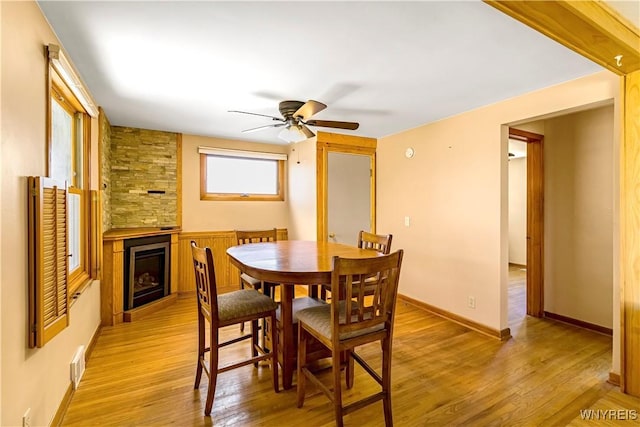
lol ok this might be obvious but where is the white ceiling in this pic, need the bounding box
[37,1,615,145]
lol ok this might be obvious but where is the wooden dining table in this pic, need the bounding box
[226,240,383,389]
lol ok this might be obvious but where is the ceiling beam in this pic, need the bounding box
[484,0,640,75]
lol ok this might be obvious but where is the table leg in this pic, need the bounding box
[280,284,294,389]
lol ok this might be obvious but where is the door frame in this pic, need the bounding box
[485,0,640,396]
[316,131,377,242]
[509,128,544,317]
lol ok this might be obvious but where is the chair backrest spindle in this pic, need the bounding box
[191,241,219,321]
[235,229,278,245]
[357,230,392,255]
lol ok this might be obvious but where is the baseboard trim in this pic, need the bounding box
[52,319,104,425]
[608,372,621,386]
[543,311,613,336]
[398,294,511,341]
[50,382,73,427]
[85,324,102,363]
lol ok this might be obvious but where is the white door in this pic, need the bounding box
[327,152,371,244]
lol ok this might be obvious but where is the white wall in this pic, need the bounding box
[508,155,527,265]
[287,138,317,240]
[543,106,614,328]
[377,71,619,335]
[1,2,102,425]
[181,134,290,231]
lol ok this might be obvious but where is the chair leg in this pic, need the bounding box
[296,324,307,408]
[194,314,205,389]
[204,328,219,416]
[346,350,354,389]
[332,347,344,427]
[251,319,259,367]
[270,312,279,393]
[240,281,245,333]
[261,285,272,351]
[382,337,393,427]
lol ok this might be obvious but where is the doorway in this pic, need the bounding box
[327,152,371,244]
[509,128,544,317]
[507,105,615,331]
[507,137,528,324]
[316,132,377,242]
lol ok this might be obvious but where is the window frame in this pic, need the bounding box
[199,149,286,202]
[47,57,93,297]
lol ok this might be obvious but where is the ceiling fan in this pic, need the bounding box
[229,100,359,143]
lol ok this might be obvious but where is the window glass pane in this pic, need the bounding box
[50,99,74,185]
[68,192,81,272]
[206,156,278,195]
[74,113,83,189]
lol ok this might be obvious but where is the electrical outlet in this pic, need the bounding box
[404,216,410,227]
[23,408,31,427]
[468,296,476,309]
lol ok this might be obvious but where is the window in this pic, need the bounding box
[29,44,97,347]
[29,44,98,347]
[47,44,97,297]
[50,72,91,295]
[199,147,286,201]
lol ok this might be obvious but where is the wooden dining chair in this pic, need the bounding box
[190,241,278,416]
[235,229,280,341]
[235,229,279,298]
[296,250,404,427]
[317,230,393,301]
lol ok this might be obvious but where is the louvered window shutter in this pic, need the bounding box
[28,176,69,348]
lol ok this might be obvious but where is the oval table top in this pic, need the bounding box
[226,240,382,285]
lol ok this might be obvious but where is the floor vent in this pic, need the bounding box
[70,345,86,390]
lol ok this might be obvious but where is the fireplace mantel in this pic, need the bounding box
[104,226,181,241]
[102,227,181,325]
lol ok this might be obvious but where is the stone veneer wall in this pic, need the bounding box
[110,126,178,228]
[99,109,112,231]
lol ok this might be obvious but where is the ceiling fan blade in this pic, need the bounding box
[242,123,287,133]
[300,124,315,138]
[293,100,327,121]
[228,110,284,121]
[304,119,359,130]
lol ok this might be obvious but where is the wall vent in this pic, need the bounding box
[70,345,86,390]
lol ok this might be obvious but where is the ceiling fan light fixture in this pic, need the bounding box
[278,124,313,143]
[230,99,358,143]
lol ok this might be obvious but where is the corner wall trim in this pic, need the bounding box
[398,294,511,341]
[543,311,613,336]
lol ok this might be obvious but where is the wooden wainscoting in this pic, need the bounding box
[177,228,289,294]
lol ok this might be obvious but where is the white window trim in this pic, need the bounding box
[198,146,287,161]
[48,44,98,118]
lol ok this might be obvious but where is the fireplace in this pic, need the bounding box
[124,235,171,310]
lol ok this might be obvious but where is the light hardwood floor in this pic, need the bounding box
[61,274,639,426]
